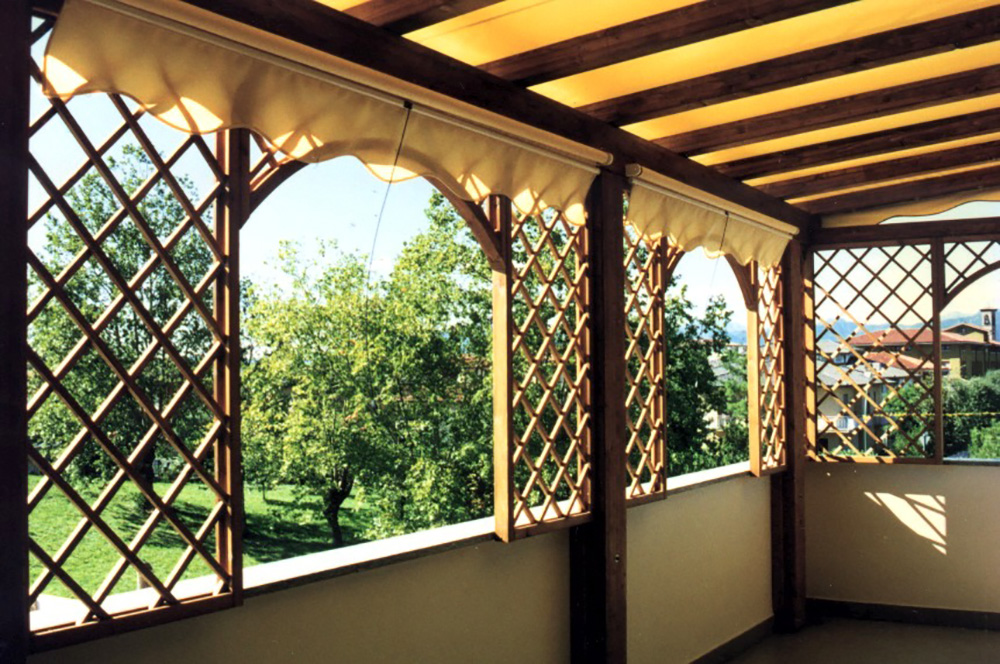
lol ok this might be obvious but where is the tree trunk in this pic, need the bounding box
[322,469,354,548]
[325,497,345,548]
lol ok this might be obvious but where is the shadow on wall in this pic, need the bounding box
[806,464,1000,612]
[863,491,947,556]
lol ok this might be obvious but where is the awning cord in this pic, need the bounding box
[362,103,413,415]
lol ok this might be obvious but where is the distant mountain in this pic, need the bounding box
[726,325,747,344]
[817,312,985,340]
[727,312,987,345]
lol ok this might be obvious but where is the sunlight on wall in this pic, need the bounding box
[864,491,947,555]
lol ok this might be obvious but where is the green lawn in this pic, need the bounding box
[29,480,372,600]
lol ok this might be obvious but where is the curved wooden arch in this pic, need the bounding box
[726,255,758,311]
[248,158,306,216]
[245,154,503,271]
[943,255,1000,308]
[662,246,757,310]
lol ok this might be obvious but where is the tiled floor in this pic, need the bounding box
[731,619,1000,664]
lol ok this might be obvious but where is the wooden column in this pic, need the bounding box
[0,2,31,662]
[771,240,808,631]
[215,129,250,603]
[931,241,945,462]
[570,170,628,663]
[489,195,514,543]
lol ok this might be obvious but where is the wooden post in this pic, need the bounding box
[490,195,514,542]
[0,2,31,662]
[931,241,945,462]
[746,273,763,476]
[570,170,628,663]
[772,240,808,631]
[215,129,250,602]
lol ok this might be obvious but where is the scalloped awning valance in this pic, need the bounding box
[625,165,798,267]
[43,0,613,225]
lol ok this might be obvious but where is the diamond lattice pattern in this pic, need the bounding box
[26,17,231,632]
[943,240,1000,301]
[756,263,786,471]
[623,227,677,499]
[812,245,936,459]
[508,209,591,527]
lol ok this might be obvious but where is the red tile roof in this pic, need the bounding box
[850,327,1000,347]
[862,351,937,373]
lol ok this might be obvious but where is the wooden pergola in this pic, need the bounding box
[2,1,1000,662]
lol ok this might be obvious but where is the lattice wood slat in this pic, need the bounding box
[811,245,937,460]
[25,18,238,634]
[623,225,674,500]
[943,239,1000,306]
[750,262,786,474]
[503,205,592,532]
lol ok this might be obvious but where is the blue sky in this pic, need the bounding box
[243,156,753,322]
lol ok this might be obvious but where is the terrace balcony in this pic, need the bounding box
[4,1,1000,663]
[20,461,1000,663]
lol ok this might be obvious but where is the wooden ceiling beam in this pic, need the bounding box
[760,140,1000,199]
[715,108,1000,180]
[658,64,1000,156]
[812,216,1000,247]
[579,6,1000,126]
[343,0,502,35]
[179,0,816,231]
[799,164,1000,215]
[479,0,851,87]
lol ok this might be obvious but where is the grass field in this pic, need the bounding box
[29,480,372,599]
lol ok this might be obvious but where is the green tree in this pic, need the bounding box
[943,369,1000,457]
[714,345,751,467]
[29,145,214,491]
[241,245,373,547]
[969,420,1000,458]
[663,282,748,475]
[241,192,493,545]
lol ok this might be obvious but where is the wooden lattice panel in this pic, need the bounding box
[25,18,235,633]
[751,263,787,474]
[506,208,591,531]
[943,240,1000,305]
[811,245,937,460]
[623,226,676,500]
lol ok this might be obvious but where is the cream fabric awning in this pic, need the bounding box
[626,165,798,267]
[43,0,612,225]
[822,188,1000,227]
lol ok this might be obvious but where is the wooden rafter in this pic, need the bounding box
[760,140,1000,199]
[343,0,502,35]
[658,64,1000,156]
[479,0,851,87]
[716,108,1000,180]
[800,164,1000,214]
[579,7,1000,127]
